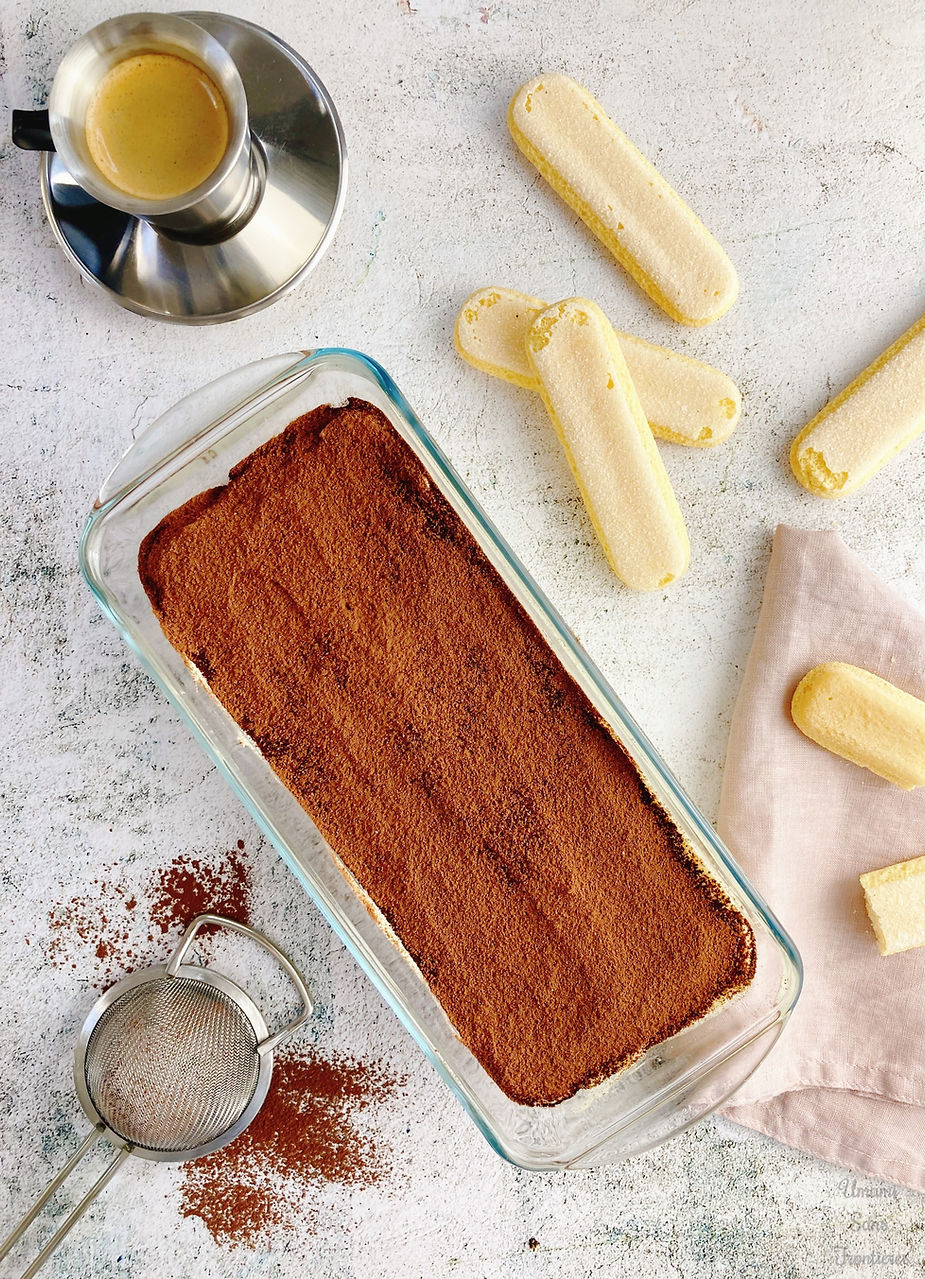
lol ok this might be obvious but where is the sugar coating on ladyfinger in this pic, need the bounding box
[525,298,690,591]
[791,313,925,497]
[508,76,738,326]
[791,662,925,790]
[860,854,925,956]
[454,287,741,446]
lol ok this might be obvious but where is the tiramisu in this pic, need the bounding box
[139,398,755,1105]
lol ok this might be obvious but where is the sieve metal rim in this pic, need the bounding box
[73,963,273,1164]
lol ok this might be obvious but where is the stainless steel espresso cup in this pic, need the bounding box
[13,12,261,239]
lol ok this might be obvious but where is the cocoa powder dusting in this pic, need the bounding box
[47,845,253,983]
[49,879,140,979]
[179,1049,401,1248]
[139,398,757,1106]
[151,845,251,934]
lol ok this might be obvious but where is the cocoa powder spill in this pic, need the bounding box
[139,398,756,1106]
[150,842,251,935]
[47,843,252,983]
[179,1049,401,1249]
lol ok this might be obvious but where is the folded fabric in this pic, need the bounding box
[718,524,925,1192]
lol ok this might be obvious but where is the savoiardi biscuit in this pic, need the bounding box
[508,75,738,326]
[455,286,740,446]
[525,297,690,591]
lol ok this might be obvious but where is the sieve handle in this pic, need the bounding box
[17,1147,131,1279]
[0,1125,129,1278]
[167,913,313,1056]
[0,1128,102,1264]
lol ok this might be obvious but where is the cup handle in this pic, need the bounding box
[12,109,55,152]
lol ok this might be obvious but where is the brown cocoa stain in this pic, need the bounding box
[46,845,253,984]
[150,844,251,935]
[47,880,140,978]
[179,1048,403,1249]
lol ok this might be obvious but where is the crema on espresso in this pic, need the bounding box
[85,52,229,201]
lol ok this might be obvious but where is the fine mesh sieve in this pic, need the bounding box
[84,974,261,1152]
[0,913,313,1279]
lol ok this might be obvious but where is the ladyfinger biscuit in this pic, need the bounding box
[791,662,925,790]
[454,287,741,445]
[791,313,925,497]
[508,76,738,326]
[860,854,925,956]
[526,298,690,590]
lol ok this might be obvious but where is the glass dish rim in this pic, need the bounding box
[79,346,803,1166]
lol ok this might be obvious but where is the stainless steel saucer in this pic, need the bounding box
[38,13,346,324]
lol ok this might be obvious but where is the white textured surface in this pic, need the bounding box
[2,0,925,1275]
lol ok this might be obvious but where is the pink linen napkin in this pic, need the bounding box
[718,524,925,1192]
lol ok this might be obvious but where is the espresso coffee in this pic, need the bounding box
[85,52,229,201]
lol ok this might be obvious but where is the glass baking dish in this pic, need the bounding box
[80,349,802,1169]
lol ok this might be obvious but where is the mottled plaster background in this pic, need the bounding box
[2,0,925,1275]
